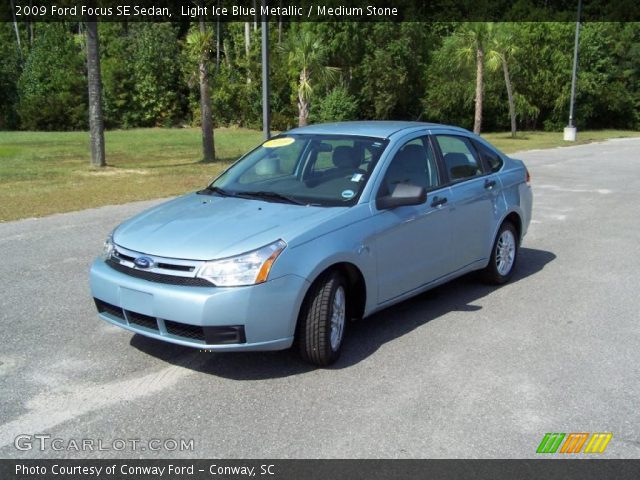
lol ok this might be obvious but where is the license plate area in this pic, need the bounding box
[119,287,153,316]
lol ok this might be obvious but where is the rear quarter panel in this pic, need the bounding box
[498,156,533,240]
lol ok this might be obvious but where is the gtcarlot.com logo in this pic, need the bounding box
[14,434,194,452]
[536,432,612,454]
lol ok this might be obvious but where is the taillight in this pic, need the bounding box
[525,168,531,184]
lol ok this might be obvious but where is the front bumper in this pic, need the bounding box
[89,259,309,351]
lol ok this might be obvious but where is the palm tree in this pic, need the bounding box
[455,23,492,134]
[283,29,338,127]
[486,26,518,138]
[86,20,105,167]
[187,19,215,162]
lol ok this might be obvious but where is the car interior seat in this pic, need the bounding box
[384,144,429,194]
[443,152,478,180]
[332,146,366,173]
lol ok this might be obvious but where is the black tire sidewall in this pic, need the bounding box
[297,271,347,366]
[488,222,518,284]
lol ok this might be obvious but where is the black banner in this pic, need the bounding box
[2,460,640,480]
[1,0,639,22]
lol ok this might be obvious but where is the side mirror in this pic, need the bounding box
[376,183,427,210]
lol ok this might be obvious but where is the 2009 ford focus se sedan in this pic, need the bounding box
[90,121,532,366]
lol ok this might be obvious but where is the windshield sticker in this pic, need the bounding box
[351,173,364,182]
[341,189,355,199]
[263,137,295,148]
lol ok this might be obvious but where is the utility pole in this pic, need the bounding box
[564,0,582,141]
[261,0,271,140]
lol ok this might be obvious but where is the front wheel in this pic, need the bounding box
[297,271,347,366]
[482,221,518,284]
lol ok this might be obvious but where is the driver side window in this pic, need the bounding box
[379,137,440,197]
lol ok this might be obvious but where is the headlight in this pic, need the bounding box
[197,240,287,287]
[102,233,114,260]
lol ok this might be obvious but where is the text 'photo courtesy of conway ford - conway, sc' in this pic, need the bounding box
[90,121,533,366]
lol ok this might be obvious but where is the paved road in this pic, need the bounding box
[1,138,639,459]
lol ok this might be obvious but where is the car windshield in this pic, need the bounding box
[205,134,389,207]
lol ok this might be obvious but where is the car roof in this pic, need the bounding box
[286,121,471,139]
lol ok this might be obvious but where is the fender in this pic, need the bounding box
[274,222,377,317]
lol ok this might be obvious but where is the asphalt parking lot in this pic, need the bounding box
[1,138,639,459]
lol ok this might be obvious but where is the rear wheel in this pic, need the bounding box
[482,221,518,284]
[297,271,347,366]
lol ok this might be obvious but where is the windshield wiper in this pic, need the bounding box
[197,186,235,197]
[233,190,306,205]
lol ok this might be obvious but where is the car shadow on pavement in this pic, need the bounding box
[130,247,555,379]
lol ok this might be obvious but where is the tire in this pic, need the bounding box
[297,271,347,366]
[482,221,519,284]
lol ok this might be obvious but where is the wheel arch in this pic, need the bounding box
[503,211,523,245]
[491,209,523,249]
[300,261,367,322]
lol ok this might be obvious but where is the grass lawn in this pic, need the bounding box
[482,129,640,153]
[1,127,638,222]
[0,128,263,222]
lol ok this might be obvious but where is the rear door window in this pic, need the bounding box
[435,135,483,182]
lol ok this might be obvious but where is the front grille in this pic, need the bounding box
[113,250,136,263]
[95,298,245,345]
[156,262,194,272]
[165,320,206,342]
[106,259,212,287]
[126,310,158,331]
[95,299,125,321]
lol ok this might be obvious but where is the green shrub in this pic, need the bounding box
[314,86,359,123]
[0,24,21,129]
[127,23,185,127]
[17,24,87,130]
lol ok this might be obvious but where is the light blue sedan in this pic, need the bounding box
[90,121,532,366]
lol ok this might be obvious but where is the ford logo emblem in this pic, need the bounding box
[133,256,153,269]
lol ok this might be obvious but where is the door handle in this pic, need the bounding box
[484,179,496,189]
[430,196,448,208]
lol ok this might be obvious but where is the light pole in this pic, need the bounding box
[261,0,271,140]
[564,0,582,141]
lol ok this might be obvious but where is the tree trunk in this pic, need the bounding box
[28,0,34,44]
[223,39,231,67]
[502,59,516,138]
[298,98,309,127]
[215,2,221,71]
[9,0,23,60]
[253,0,258,31]
[86,20,105,167]
[244,21,251,83]
[199,17,215,163]
[298,69,310,127]
[244,22,251,56]
[278,0,283,43]
[473,45,484,135]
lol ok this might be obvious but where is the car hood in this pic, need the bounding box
[113,193,346,260]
